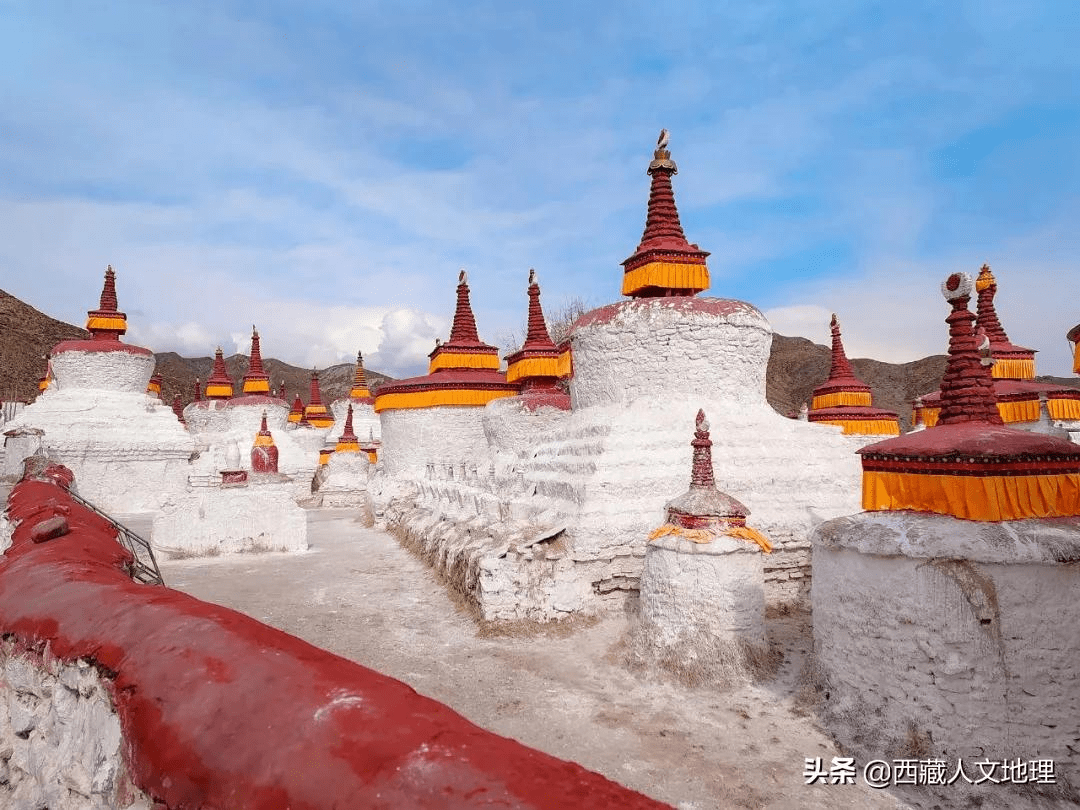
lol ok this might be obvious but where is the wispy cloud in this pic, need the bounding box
[1,2,1078,376]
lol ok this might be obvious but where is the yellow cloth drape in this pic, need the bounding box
[816,418,900,436]
[506,356,560,383]
[287,412,302,423]
[253,435,275,448]
[811,391,872,409]
[862,471,1080,521]
[349,386,371,399]
[1048,398,1080,421]
[374,388,515,413]
[85,316,127,331]
[991,358,1035,380]
[556,348,573,379]
[204,384,233,398]
[648,522,772,553]
[998,399,1040,424]
[242,380,270,394]
[318,449,333,465]
[366,450,378,463]
[1073,343,1080,375]
[147,381,161,394]
[428,352,500,373]
[334,442,360,453]
[303,407,334,427]
[621,261,710,296]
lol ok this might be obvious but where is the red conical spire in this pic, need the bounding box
[288,393,305,424]
[504,270,570,410]
[621,130,710,298]
[99,266,118,311]
[349,351,373,402]
[341,403,357,442]
[147,372,163,398]
[974,264,1035,380]
[85,265,128,340]
[689,409,715,489]
[826,314,860,382]
[449,269,481,344]
[204,347,234,400]
[251,410,279,473]
[193,377,203,402]
[240,325,271,395]
[334,403,361,453]
[303,368,334,427]
[171,393,186,424]
[936,273,1002,425]
[523,268,556,351]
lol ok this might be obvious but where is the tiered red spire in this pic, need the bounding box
[251,411,279,473]
[916,264,1079,426]
[288,393,305,424]
[936,274,1002,426]
[689,409,716,490]
[505,270,570,410]
[335,404,361,453]
[204,348,234,400]
[85,266,128,340]
[807,315,898,435]
[621,130,710,298]
[193,378,203,402]
[303,368,334,427]
[241,326,271,395]
[858,272,1080,521]
[449,270,481,344]
[349,351,373,402]
[974,264,1035,379]
[171,393,186,424]
[424,270,503,374]
[646,410,772,552]
[375,270,518,414]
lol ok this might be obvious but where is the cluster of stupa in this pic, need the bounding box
[373,133,880,620]
[3,132,1078,631]
[812,270,1080,802]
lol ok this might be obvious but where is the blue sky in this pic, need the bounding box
[2,1,1078,376]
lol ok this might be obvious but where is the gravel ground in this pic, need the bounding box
[155,508,905,810]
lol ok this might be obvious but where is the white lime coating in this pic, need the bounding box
[0,645,153,809]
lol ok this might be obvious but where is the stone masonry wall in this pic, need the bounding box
[813,511,1080,803]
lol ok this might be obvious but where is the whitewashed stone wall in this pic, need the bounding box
[153,477,308,558]
[0,645,152,809]
[569,298,771,411]
[813,511,1080,798]
[3,390,194,513]
[50,348,154,394]
[379,406,492,478]
[482,396,571,458]
[314,451,372,515]
[640,535,765,647]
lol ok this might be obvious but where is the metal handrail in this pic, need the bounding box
[66,490,165,586]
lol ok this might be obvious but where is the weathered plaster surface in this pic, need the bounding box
[0,646,152,810]
[380,406,492,478]
[152,477,308,557]
[813,511,1080,796]
[50,348,154,394]
[329,399,380,443]
[640,535,765,647]
[3,388,194,512]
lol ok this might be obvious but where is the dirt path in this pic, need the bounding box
[159,509,905,810]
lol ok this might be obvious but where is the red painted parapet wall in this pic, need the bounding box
[1,465,669,810]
